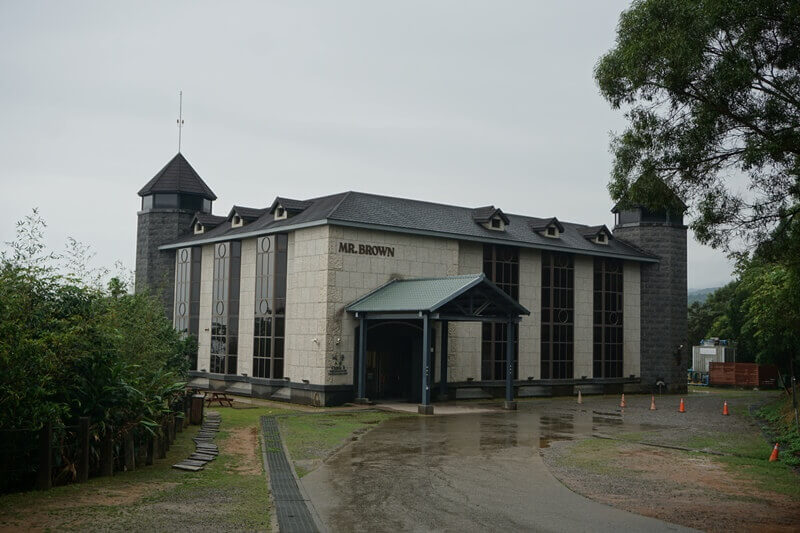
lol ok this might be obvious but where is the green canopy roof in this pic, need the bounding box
[345,273,529,317]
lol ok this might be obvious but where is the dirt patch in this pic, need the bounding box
[222,426,262,475]
[60,481,178,508]
[543,439,800,532]
[0,481,179,532]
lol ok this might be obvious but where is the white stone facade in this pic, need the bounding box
[191,224,643,391]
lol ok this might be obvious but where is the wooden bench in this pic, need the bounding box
[204,391,234,408]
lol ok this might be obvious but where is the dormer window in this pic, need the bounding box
[232,215,243,228]
[472,206,509,232]
[194,223,205,235]
[531,217,564,239]
[581,225,612,245]
[269,197,311,220]
[543,225,561,238]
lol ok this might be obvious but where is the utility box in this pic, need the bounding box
[692,338,736,372]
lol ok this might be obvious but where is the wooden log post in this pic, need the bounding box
[145,435,154,466]
[154,433,165,459]
[162,422,170,452]
[123,432,135,472]
[77,417,90,483]
[35,421,52,490]
[100,429,114,476]
[183,397,191,428]
[169,415,176,444]
[175,413,183,433]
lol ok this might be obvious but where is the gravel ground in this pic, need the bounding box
[538,390,800,532]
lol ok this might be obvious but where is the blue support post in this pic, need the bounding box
[419,314,433,415]
[439,320,448,400]
[504,320,517,410]
[357,316,367,402]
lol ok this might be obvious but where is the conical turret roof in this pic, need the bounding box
[138,153,217,200]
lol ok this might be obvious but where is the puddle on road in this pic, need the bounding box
[333,406,668,457]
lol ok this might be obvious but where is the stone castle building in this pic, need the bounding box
[135,152,688,412]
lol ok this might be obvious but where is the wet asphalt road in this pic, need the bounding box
[302,403,697,533]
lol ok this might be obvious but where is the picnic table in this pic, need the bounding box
[204,391,234,407]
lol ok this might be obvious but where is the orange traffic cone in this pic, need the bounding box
[723,401,730,416]
[620,394,626,408]
[678,398,686,413]
[577,389,583,404]
[650,395,656,411]
[769,443,779,462]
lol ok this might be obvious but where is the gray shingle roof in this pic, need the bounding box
[230,206,269,221]
[138,153,217,200]
[269,197,313,214]
[472,206,510,225]
[160,190,658,262]
[346,273,529,315]
[529,217,564,232]
[191,213,227,229]
[580,225,610,238]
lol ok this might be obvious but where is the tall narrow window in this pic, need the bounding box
[593,258,623,378]
[174,246,202,370]
[211,241,241,374]
[481,244,519,380]
[253,234,288,379]
[541,252,574,379]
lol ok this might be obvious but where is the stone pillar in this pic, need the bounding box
[613,224,688,393]
[135,208,195,318]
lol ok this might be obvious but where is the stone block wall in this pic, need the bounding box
[623,261,642,377]
[134,208,195,318]
[237,238,258,378]
[518,248,541,379]
[330,226,459,386]
[284,226,333,385]
[451,241,483,381]
[196,243,214,373]
[614,225,688,392]
[574,256,594,379]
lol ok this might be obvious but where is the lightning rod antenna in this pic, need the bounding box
[177,91,184,153]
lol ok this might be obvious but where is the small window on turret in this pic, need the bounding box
[274,206,288,221]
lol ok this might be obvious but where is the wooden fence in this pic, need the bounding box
[708,362,779,388]
[0,396,197,493]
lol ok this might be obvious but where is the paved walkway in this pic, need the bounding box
[301,406,697,532]
[375,400,503,415]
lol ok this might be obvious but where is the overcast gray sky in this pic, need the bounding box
[0,0,734,289]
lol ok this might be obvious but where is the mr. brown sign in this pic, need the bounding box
[338,242,395,257]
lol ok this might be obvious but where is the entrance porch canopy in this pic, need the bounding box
[346,274,530,414]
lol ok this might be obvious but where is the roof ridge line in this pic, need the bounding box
[327,190,354,218]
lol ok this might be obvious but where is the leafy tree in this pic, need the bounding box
[595,0,800,250]
[739,260,800,368]
[0,211,189,488]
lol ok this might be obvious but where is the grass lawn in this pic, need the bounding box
[277,410,408,477]
[0,402,406,531]
[0,404,289,532]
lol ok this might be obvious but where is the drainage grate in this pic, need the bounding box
[260,416,320,533]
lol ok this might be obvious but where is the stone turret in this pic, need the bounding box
[135,153,216,318]
[612,179,688,393]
